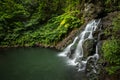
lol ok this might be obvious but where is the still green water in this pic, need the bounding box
[0,48,87,80]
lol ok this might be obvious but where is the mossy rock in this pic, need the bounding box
[83,39,96,58]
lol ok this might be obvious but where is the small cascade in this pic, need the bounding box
[58,36,78,57]
[58,19,101,71]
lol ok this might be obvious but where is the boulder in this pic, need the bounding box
[83,39,96,59]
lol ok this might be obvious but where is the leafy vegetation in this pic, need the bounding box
[0,0,82,47]
[102,39,120,74]
[102,14,120,74]
[16,12,81,47]
[103,0,120,12]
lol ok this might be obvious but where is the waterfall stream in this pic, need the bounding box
[58,19,101,72]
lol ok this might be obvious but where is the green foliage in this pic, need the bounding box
[63,0,80,12]
[0,0,64,46]
[104,14,120,38]
[0,0,83,47]
[38,12,82,45]
[102,39,120,74]
[103,0,120,12]
[102,39,120,63]
[102,14,120,74]
[112,14,120,37]
[106,66,120,75]
[0,0,82,46]
[0,0,29,43]
[19,12,82,46]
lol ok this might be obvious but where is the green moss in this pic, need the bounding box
[102,38,120,74]
[112,14,120,37]
[102,14,120,75]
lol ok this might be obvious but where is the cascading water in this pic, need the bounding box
[58,19,101,72]
[58,36,78,57]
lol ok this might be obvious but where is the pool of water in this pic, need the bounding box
[0,48,87,80]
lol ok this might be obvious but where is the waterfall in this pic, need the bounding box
[58,19,101,71]
[58,36,78,57]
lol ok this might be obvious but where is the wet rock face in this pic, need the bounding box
[83,39,96,58]
[67,47,75,59]
[55,23,87,50]
[55,29,79,50]
[102,11,120,29]
[82,27,102,59]
[83,2,103,21]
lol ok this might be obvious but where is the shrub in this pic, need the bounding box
[102,14,120,74]
[102,39,120,74]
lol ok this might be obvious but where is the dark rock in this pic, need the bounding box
[102,11,120,29]
[83,39,96,58]
[67,48,76,59]
[55,28,79,50]
[82,2,103,21]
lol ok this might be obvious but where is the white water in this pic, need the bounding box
[58,36,78,57]
[58,19,101,71]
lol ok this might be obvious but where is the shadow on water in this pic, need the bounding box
[0,47,88,80]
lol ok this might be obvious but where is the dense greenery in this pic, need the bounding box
[0,0,82,47]
[102,14,120,74]
[36,11,82,46]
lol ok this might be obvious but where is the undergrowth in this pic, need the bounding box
[102,14,120,75]
[0,11,83,47]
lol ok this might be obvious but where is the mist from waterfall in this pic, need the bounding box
[58,19,101,71]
